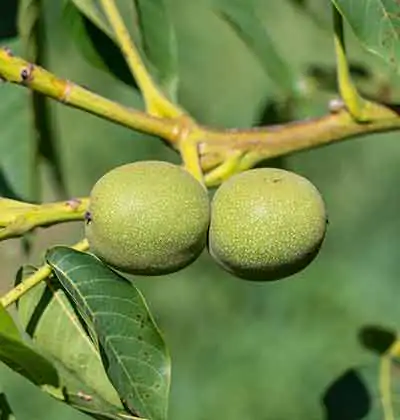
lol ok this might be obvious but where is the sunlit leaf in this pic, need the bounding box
[46,246,171,420]
[17,268,125,416]
[0,362,92,420]
[332,0,400,73]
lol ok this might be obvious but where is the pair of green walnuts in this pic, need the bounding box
[85,161,328,281]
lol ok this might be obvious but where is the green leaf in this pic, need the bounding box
[67,0,178,98]
[0,1,18,40]
[62,2,138,89]
[0,393,15,420]
[134,0,179,97]
[0,301,59,388]
[0,361,93,420]
[46,247,171,420]
[357,355,400,419]
[332,0,400,73]
[18,0,65,198]
[68,0,113,37]
[0,39,37,202]
[216,0,297,96]
[57,364,140,420]
[342,355,400,420]
[16,269,124,414]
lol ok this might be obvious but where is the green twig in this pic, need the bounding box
[0,48,181,145]
[0,239,89,308]
[100,0,185,119]
[332,4,376,122]
[0,197,89,241]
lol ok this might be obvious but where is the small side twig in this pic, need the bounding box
[0,239,89,308]
[100,0,186,119]
[0,197,89,241]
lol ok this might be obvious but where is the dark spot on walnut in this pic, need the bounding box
[84,211,92,225]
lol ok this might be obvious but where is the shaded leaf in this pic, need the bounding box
[216,0,297,96]
[322,368,372,419]
[332,0,400,73]
[16,269,124,414]
[55,359,138,420]
[68,0,113,37]
[46,247,171,420]
[134,0,179,97]
[0,361,92,420]
[68,0,178,97]
[0,0,18,40]
[357,355,400,419]
[62,2,138,88]
[18,0,65,198]
[0,393,15,420]
[289,0,332,30]
[0,301,59,388]
[0,39,37,202]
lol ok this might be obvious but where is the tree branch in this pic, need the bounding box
[1,48,400,188]
[0,48,181,145]
[199,103,400,185]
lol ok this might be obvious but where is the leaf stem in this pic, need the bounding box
[332,4,374,122]
[0,239,89,308]
[100,0,185,119]
[179,138,204,183]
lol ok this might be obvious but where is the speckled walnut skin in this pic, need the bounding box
[86,161,210,276]
[208,168,328,281]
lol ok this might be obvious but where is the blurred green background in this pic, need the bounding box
[1,0,400,419]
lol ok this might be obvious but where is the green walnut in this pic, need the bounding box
[85,161,210,276]
[208,168,327,281]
